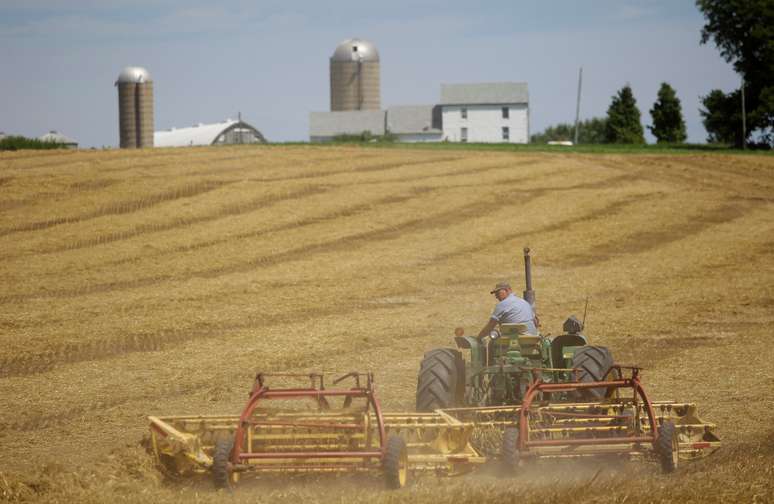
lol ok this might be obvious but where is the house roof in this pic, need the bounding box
[309,110,386,137]
[440,82,529,105]
[386,105,441,134]
[154,119,264,147]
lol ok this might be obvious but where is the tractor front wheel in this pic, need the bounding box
[384,435,409,489]
[656,421,679,473]
[501,427,521,476]
[212,435,235,490]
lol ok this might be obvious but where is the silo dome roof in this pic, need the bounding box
[115,66,152,84]
[331,38,379,62]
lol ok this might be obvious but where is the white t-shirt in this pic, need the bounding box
[491,294,537,334]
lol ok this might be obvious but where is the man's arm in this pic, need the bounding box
[478,318,498,339]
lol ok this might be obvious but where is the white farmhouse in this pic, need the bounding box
[440,82,529,143]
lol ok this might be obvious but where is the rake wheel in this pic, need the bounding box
[656,421,679,473]
[383,435,409,489]
[416,348,465,411]
[501,427,521,475]
[571,345,614,399]
[212,435,235,490]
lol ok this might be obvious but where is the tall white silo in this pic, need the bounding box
[330,38,380,111]
[116,66,154,148]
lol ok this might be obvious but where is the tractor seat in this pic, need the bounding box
[500,323,534,337]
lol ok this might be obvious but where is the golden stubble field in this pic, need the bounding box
[0,145,772,503]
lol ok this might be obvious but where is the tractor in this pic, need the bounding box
[416,247,614,411]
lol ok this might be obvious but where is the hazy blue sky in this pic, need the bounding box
[0,0,739,147]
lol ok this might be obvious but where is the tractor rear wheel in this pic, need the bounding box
[212,435,235,490]
[500,427,521,475]
[383,435,409,489]
[656,421,679,473]
[416,348,465,411]
[571,345,614,399]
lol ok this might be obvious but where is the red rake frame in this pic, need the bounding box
[517,365,660,455]
[228,372,388,472]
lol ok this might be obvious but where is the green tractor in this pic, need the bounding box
[416,248,614,411]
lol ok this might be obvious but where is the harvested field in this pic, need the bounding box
[0,145,773,503]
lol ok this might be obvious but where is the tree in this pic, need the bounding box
[605,85,645,144]
[649,83,687,143]
[530,118,608,144]
[697,0,774,146]
[700,89,745,145]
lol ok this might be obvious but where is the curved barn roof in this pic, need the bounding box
[154,119,266,147]
[38,130,78,145]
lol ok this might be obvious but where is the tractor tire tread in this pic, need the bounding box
[571,345,614,399]
[416,348,464,412]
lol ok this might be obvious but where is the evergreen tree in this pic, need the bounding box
[649,83,687,143]
[605,85,645,144]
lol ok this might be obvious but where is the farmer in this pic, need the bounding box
[477,281,538,338]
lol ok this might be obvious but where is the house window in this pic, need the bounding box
[502,127,510,141]
[461,127,468,142]
[461,107,467,119]
[502,107,509,119]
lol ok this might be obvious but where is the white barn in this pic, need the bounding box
[440,82,529,143]
[154,119,266,147]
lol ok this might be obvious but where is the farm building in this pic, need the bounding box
[440,82,529,143]
[311,38,529,144]
[38,130,78,148]
[310,105,442,142]
[309,82,528,143]
[154,119,266,147]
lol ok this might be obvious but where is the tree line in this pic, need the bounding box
[533,1,773,148]
[531,83,686,145]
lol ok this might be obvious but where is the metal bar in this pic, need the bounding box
[543,411,629,419]
[248,421,362,430]
[263,389,369,398]
[239,451,383,460]
[526,436,654,447]
[537,380,629,390]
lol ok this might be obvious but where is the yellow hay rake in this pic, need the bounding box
[147,371,719,490]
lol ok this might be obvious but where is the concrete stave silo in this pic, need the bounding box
[116,66,154,148]
[330,38,380,111]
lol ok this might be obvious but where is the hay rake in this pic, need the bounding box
[147,369,719,490]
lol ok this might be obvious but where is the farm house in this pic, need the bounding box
[154,119,266,147]
[440,82,529,143]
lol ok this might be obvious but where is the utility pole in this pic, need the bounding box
[574,67,583,145]
[741,77,747,150]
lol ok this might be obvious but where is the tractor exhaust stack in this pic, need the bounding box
[523,247,535,306]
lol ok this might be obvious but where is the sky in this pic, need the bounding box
[0,0,740,147]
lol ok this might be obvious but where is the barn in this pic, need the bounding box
[154,119,266,147]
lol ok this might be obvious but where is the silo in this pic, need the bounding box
[330,38,380,111]
[115,66,154,148]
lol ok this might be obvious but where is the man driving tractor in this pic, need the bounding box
[477,281,538,338]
